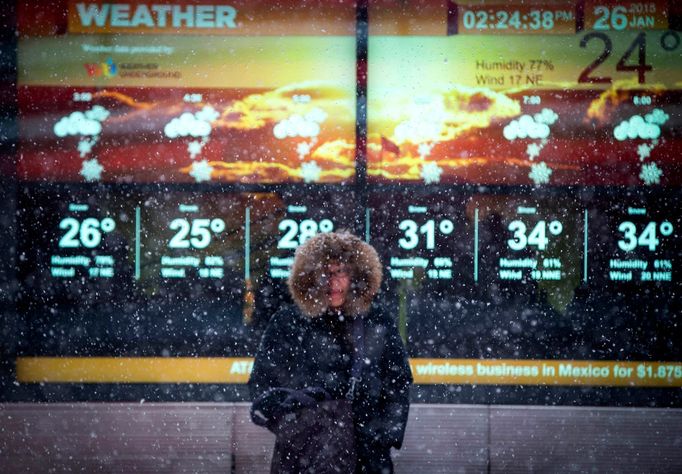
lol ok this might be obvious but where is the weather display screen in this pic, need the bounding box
[17,0,357,184]
[4,0,682,404]
[367,0,681,186]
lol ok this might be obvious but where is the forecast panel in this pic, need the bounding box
[367,0,682,186]
[15,187,360,359]
[16,0,357,184]
[369,188,682,386]
[16,187,250,356]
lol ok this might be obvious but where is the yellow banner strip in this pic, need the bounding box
[410,358,682,387]
[15,357,682,387]
[16,357,253,384]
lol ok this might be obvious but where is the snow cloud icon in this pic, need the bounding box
[503,114,551,141]
[393,98,446,145]
[164,112,212,139]
[53,105,111,182]
[394,119,443,145]
[54,111,103,137]
[501,108,559,184]
[612,108,669,185]
[613,115,661,141]
[273,108,327,140]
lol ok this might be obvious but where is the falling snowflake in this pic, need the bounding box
[300,161,322,183]
[420,162,443,184]
[187,140,204,159]
[189,160,213,182]
[297,142,311,158]
[529,161,552,185]
[77,139,94,157]
[80,159,103,181]
[418,142,434,158]
[637,143,652,161]
[639,162,662,185]
[526,142,541,160]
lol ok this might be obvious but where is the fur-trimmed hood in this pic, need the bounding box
[287,231,383,318]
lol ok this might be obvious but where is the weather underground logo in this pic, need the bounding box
[84,58,117,78]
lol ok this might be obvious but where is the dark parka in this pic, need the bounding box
[248,232,413,473]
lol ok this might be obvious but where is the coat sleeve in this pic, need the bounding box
[248,309,301,430]
[375,313,413,449]
[385,319,413,449]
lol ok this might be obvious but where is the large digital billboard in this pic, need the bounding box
[2,0,681,404]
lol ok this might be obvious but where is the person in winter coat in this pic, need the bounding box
[248,230,413,474]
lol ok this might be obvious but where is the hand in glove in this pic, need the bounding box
[251,386,331,430]
[280,387,328,412]
[300,386,330,402]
